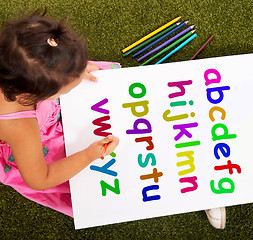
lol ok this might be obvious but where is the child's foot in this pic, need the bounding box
[205,207,226,229]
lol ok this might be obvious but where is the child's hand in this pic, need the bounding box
[87,135,119,161]
[84,62,99,82]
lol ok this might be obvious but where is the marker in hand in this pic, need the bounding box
[101,143,108,160]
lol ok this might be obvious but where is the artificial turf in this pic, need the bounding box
[0,0,252,239]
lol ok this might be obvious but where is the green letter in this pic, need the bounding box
[211,123,237,141]
[100,179,120,196]
[138,153,156,168]
[210,177,235,194]
[129,82,146,98]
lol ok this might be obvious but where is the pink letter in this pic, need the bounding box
[168,80,193,99]
[204,68,221,86]
[179,176,198,193]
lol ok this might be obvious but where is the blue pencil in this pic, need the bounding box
[132,21,189,58]
[155,33,197,65]
[137,24,195,62]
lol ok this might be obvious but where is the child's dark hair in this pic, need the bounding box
[0,9,87,105]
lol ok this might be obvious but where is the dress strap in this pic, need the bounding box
[0,110,36,120]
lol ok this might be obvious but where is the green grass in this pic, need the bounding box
[0,0,252,239]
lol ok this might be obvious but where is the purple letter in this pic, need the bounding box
[126,118,152,135]
[173,122,198,141]
[91,98,109,114]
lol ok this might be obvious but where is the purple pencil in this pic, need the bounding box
[137,25,195,62]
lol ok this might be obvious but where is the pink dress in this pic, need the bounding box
[0,61,121,218]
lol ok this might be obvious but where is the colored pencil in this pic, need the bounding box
[190,35,215,60]
[155,33,197,64]
[101,143,108,160]
[140,30,196,66]
[138,25,195,62]
[123,22,181,57]
[122,16,181,53]
[133,21,189,58]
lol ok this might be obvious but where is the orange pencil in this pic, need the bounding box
[122,16,181,53]
[101,143,108,160]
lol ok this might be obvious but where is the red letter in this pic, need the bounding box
[214,160,241,174]
[135,136,154,150]
[92,116,112,137]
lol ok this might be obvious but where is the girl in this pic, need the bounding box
[0,10,119,217]
[0,10,225,229]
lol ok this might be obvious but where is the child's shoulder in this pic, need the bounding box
[0,115,39,146]
[0,92,37,143]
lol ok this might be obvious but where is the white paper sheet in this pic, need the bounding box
[61,54,253,229]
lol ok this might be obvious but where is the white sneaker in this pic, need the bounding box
[205,207,226,229]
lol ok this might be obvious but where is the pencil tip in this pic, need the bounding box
[178,16,182,19]
[185,20,190,24]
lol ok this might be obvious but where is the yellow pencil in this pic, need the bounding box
[122,16,181,53]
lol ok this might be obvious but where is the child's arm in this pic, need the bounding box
[1,118,119,190]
